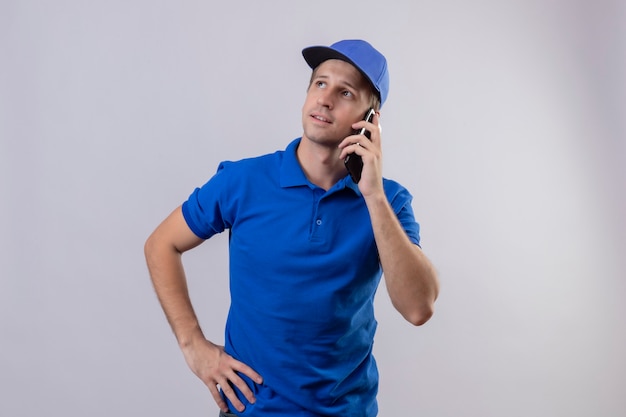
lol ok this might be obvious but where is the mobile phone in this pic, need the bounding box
[344,108,375,183]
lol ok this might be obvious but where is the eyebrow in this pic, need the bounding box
[313,74,359,91]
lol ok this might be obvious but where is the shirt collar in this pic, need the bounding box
[280,137,362,196]
[280,138,310,188]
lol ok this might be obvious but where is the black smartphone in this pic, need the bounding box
[344,108,375,183]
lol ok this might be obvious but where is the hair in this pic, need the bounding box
[308,65,381,112]
[368,90,382,112]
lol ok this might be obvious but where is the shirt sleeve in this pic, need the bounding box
[384,181,421,246]
[181,162,234,240]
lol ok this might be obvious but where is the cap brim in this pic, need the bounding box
[302,46,355,71]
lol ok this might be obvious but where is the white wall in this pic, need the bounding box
[1,1,624,416]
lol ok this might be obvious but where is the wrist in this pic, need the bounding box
[176,324,205,350]
[362,189,387,207]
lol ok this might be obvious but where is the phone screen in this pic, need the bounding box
[344,108,375,183]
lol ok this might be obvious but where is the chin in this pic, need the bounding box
[302,132,329,145]
[304,127,348,144]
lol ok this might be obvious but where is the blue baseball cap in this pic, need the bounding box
[302,39,390,107]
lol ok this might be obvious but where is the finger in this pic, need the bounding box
[207,382,230,413]
[338,134,368,151]
[367,112,381,144]
[372,111,380,127]
[351,116,374,131]
[218,379,247,412]
[339,142,366,161]
[232,360,264,385]
[226,372,259,406]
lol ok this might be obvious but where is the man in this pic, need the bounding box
[144,39,439,416]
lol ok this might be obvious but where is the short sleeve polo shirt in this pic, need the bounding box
[182,138,421,417]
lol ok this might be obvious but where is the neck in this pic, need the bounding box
[296,136,347,190]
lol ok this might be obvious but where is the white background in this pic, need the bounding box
[1,1,625,416]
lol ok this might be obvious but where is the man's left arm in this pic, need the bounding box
[339,112,439,325]
[364,195,439,325]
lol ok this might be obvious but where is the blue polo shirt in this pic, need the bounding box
[182,138,420,416]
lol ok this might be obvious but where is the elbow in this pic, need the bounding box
[144,231,167,266]
[404,303,435,327]
[395,285,438,326]
[144,233,157,261]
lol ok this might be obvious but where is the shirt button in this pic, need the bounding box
[316,219,322,226]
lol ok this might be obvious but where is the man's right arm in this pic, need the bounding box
[144,206,262,413]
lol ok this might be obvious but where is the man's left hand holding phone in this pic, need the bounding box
[340,108,381,188]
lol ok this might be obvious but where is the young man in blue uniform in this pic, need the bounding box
[144,39,439,416]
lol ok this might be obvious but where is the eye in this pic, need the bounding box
[342,90,353,98]
[316,81,326,88]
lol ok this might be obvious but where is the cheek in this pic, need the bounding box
[304,89,317,105]
[302,95,314,118]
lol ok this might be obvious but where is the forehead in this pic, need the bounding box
[312,59,369,89]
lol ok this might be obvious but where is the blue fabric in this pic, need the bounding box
[182,138,420,416]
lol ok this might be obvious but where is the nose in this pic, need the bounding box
[316,90,333,109]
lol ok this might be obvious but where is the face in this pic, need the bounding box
[301,59,373,146]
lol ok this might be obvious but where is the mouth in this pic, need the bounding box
[311,113,332,124]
